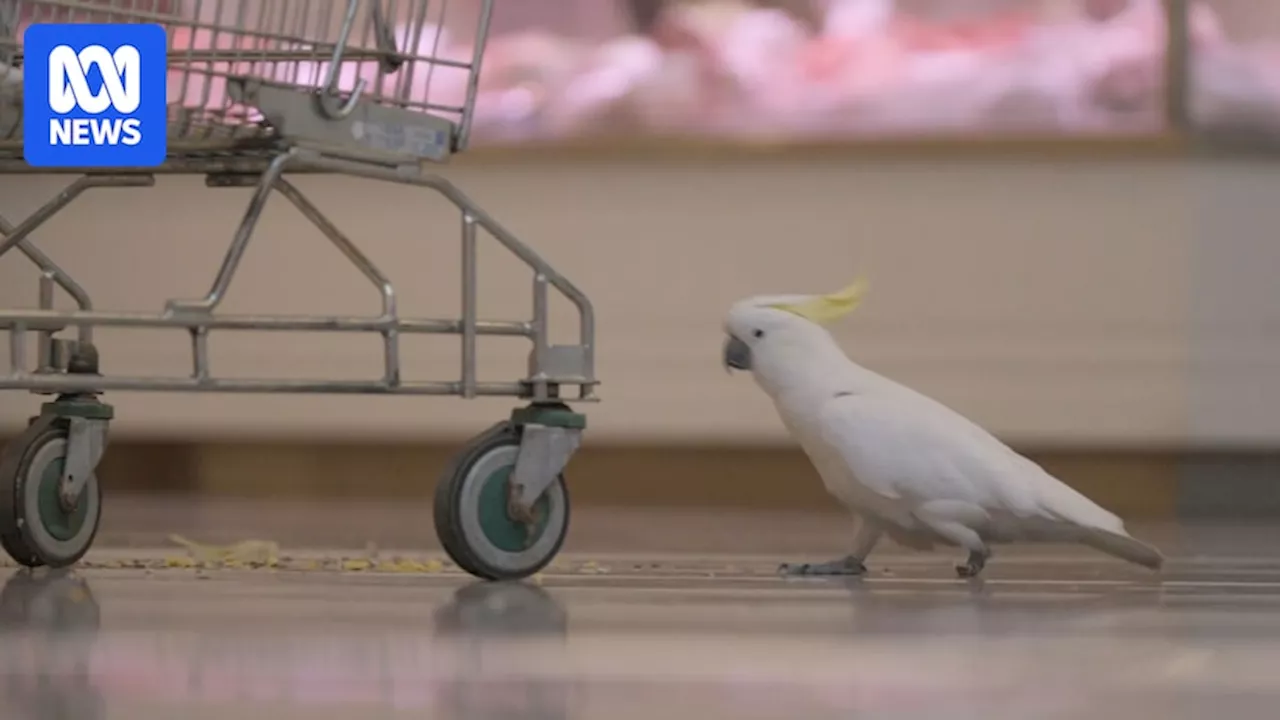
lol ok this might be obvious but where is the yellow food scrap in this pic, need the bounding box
[169,534,280,567]
[364,557,447,574]
[164,556,198,569]
[378,558,423,573]
[341,559,372,572]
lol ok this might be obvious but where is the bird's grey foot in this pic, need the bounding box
[955,550,988,579]
[779,555,867,577]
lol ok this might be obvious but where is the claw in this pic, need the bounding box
[954,550,988,579]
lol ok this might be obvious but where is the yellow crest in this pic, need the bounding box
[771,278,868,325]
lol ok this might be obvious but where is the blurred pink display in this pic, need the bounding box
[436,0,1253,139]
[15,0,1280,141]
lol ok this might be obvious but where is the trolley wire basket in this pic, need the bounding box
[0,0,495,161]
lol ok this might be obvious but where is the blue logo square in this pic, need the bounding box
[23,23,168,168]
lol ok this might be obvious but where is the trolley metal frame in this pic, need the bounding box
[0,0,598,580]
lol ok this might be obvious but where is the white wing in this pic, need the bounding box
[817,389,1124,533]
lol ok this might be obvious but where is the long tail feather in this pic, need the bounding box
[1079,527,1164,571]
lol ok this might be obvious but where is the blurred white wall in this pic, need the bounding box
[0,156,1276,447]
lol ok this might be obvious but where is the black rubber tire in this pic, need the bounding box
[433,424,571,581]
[0,436,45,569]
[0,526,40,569]
[0,428,103,569]
[0,434,41,568]
[433,422,511,578]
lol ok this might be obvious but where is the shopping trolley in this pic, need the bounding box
[0,0,597,580]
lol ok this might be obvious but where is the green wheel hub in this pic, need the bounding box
[35,456,89,543]
[476,464,552,553]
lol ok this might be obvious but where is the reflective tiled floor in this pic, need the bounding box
[3,500,1280,719]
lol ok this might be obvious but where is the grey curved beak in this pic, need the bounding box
[722,335,752,373]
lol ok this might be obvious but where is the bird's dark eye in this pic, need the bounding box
[752,329,764,338]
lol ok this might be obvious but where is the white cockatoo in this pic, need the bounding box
[722,280,1165,578]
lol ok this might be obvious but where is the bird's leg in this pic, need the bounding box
[779,516,882,577]
[911,501,992,580]
[955,549,990,579]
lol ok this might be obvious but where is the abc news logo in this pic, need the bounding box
[47,44,144,147]
[23,23,166,168]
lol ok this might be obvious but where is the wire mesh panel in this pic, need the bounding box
[0,0,493,162]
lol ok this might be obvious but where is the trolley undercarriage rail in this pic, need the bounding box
[0,149,599,401]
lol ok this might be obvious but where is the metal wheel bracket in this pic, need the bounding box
[32,396,113,510]
[40,397,114,421]
[509,404,587,431]
[59,417,109,510]
[511,424,582,510]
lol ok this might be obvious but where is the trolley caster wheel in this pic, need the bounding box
[434,424,570,581]
[0,428,103,569]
